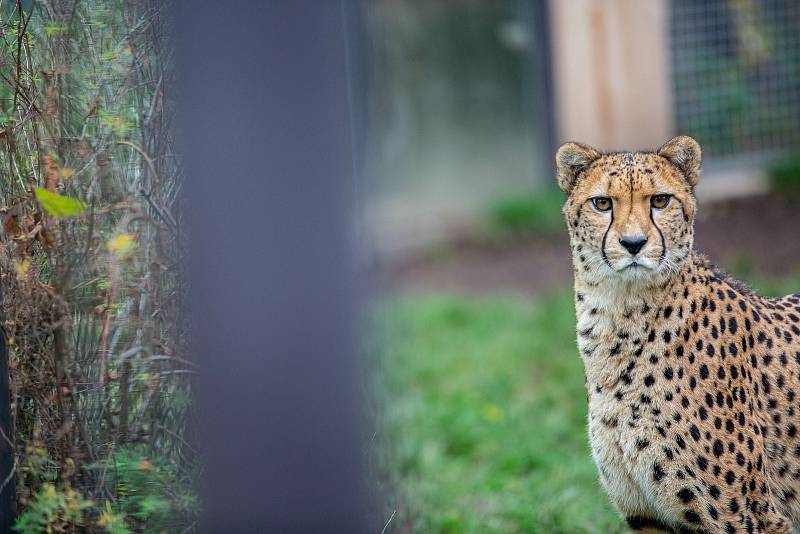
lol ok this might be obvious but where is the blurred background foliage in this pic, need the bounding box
[769,154,800,194]
[672,0,800,157]
[0,1,194,531]
[362,0,551,253]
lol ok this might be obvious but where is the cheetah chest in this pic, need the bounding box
[576,300,678,520]
[587,394,668,519]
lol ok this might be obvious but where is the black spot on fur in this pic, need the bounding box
[677,488,695,503]
[684,510,701,524]
[653,463,665,482]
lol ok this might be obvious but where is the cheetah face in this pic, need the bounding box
[556,136,701,285]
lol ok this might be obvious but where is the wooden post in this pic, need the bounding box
[549,0,674,150]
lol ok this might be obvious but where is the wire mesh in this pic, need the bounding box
[670,0,800,159]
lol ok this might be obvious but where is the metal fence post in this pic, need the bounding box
[0,288,14,529]
[178,1,366,532]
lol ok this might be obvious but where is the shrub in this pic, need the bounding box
[486,188,565,237]
[0,1,195,531]
[768,154,800,194]
[13,483,94,534]
[104,447,199,533]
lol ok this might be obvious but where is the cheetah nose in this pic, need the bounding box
[619,235,648,255]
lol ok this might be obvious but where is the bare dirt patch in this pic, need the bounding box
[381,194,800,296]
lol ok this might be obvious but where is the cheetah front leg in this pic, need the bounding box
[626,516,675,533]
[709,507,791,534]
[625,503,792,533]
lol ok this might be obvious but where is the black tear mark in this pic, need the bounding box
[650,204,666,265]
[601,204,614,268]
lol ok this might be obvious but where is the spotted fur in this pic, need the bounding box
[558,136,800,534]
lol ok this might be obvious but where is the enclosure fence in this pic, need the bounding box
[670,0,800,160]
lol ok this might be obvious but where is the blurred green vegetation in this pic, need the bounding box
[749,272,800,298]
[673,2,800,157]
[768,154,800,194]
[379,292,625,534]
[728,253,800,297]
[0,2,194,531]
[15,446,197,534]
[367,1,546,209]
[485,188,565,238]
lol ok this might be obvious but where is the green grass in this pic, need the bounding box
[724,254,800,297]
[755,274,800,298]
[485,188,566,238]
[376,274,800,533]
[768,153,800,195]
[378,291,625,533]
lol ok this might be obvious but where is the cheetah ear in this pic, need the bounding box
[555,142,601,194]
[658,136,702,187]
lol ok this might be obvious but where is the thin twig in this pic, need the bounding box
[381,509,397,534]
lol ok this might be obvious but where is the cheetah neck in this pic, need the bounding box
[572,254,699,392]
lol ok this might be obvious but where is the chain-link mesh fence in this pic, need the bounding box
[671,0,800,160]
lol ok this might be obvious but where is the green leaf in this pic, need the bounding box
[44,23,67,36]
[34,188,87,218]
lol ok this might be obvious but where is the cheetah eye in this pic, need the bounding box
[651,194,671,210]
[591,197,612,212]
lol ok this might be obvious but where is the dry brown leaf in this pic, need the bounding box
[20,213,35,237]
[2,209,19,237]
[84,96,100,119]
[38,227,56,250]
[43,70,57,118]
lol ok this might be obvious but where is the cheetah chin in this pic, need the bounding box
[557,136,800,534]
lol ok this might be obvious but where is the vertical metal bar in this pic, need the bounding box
[0,289,14,530]
[518,0,556,167]
[178,1,365,532]
[532,0,556,159]
[342,0,369,251]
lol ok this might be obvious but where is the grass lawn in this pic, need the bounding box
[379,277,800,534]
[378,290,625,533]
[376,274,800,533]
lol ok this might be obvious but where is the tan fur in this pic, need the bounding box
[559,137,799,534]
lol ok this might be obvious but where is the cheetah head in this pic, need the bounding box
[556,136,701,286]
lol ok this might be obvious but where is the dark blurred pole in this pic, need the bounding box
[532,0,556,158]
[342,0,368,192]
[0,290,14,530]
[178,2,365,532]
[522,0,556,171]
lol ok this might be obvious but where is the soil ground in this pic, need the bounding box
[382,193,800,296]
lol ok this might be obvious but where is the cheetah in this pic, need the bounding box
[557,136,800,533]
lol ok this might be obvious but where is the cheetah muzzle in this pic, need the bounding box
[558,136,800,534]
